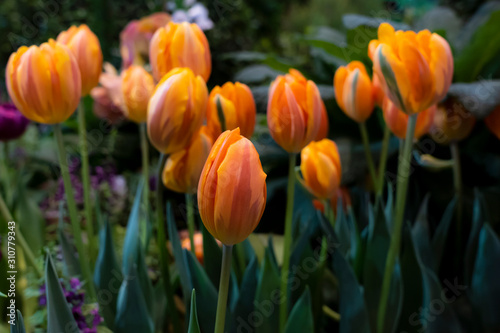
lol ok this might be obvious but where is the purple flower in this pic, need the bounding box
[0,103,29,141]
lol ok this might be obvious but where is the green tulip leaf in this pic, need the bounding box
[465,189,487,285]
[10,310,26,333]
[284,288,314,333]
[57,202,81,278]
[187,289,201,333]
[122,181,143,275]
[412,194,435,270]
[201,223,222,287]
[432,196,457,269]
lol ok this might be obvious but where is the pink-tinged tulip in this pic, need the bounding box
[121,65,155,123]
[6,39,81,124]
[383,97,436,139]
[147,67,207,154]
[57,24,103,96]
[370,23,453,115]
[150,21,211,82]
[267,69,323,153]
[198,128,267,245]
[90,63,125,124]
[0,103,29,141]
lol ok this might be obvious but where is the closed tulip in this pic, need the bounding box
[57,24,103,96]
[162,127,212,194]
[147,67,207,154]
[0,103,29,141]
[369,23,453,115]
[150,21,211,82]
[6,39,81,124]
[267,69,323,153]
[121,65,155,123]
[198,128,267,245]
[485,106,500,140]
[429,98,476,145]
[300,139,342,200]
[383,97,436,139]
[334,61,374,123]
[206,82,256,141]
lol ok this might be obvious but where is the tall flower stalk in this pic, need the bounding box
[214,245,233,333]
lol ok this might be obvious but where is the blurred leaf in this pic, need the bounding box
[45,253,79,333]
[202,224,222,287]
[57,203,81,278]
[465,189,487,284]
[122,182,143,275]
[284,288,314,333]
[0,292,6,297]
[384,183,394,230]
[470,224,500,331]
[447,81,500,118]
[234,65,282,84]
[187,290,201,333]
[412,194,435,270]
[14,181,44,254]
[414,6,462,47]
[432,197,457,269]
[341,14,410,31]
[94,220,122,331]
[229,256,259,332]
[114,265,154,333]
[335,198,351,256]
[10,310,26,333]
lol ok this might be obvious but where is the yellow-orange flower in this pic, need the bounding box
[162,128,212,194]
[150,21,211,82]
[383,97,436,139]
[369,23,453,115]
[300,139,342,200]
[6,39,81,124]
[334,61,374,123]
[206,82,256,141]
[121,65,155,123]
[147,67,207,154]
[429,99,476,145]
[485,106,500,140]
[198,128,267,245]
[57,24,102,96]
[267,69,323,153]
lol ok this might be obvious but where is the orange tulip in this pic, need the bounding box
[334,61,374,123]
[57,24,103,96]
[315,103,329,141]
[121,65,155,123]
[485,106,500,140]
[206,82,256,141]
[6,39,81,124]
[383,97,436,139]
[150,21,211,82]
[429,99,476,145]
[162,128,212,194]
[372,75,385,108]
[300,139,342,200]
[369,23,453,115]
[267,69,323,153]
[198,128,267,245]
[147,67,207,154]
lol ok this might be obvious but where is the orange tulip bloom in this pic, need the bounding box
[147,67,207,154]
[150,21,211,82]
[6,39,81,124]
[383,97,436,139]
[121,65,155,123]
[429,99,476,145]
[198,128,267,245]
[369,23,453,115]
[485,106,500,140]
[57,24,103,96]
[162,128,212,194]
[206,82,256,141]
[315,103,329,141]
[267,69,323,153]
[334,61,374,123]
[300,139,342,200]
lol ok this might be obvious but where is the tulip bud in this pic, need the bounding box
[334,61,374,123]
[57,24,103,96]
[150,21,211,82]
[0,103,29,141]
[198,128,267,245]
[206,82,256,141]
[370,23,453,115]
[429,98,476,145]
[147,67,207,154]
[485,106,500,140]
[382,97,436,139]
[6,39,81,124]
[267,69,323,153]
[121,65,155,123]
[162,128,212,194]
[300,139,342,200]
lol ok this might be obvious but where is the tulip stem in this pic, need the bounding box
[376,114,417,333]
[77,102,96,265]
[54,124,96,301]
[155,154,182,333]
[450,142,463,263]
[279,153,297,332]
[215,244,233,333]
[140,122,150,211]
[185,193,196,257]
[376,123,391,198]
[323,199,335,227]
[359,122,378,192]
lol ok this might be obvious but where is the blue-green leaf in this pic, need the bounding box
[122,182,143,275]
[57,202,81,278]
[432,196,457,269]
[285,288,314,333]
[412,194,435,270]
[10,310,26,333]
[201,223,222,287]
[187,289,201,333]
[14,179,44,254]
[465,189,487,284]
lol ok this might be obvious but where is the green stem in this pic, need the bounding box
[376,114,417,333]
[140,123,150,210]
[450,142,463,262]
[54,124,96,301]
[359,122,378,192]
[185,193,196,257]
[0,194,43,277]
[77,103,96,265]
[214,244,233,333]
[376,123,391,198]
[279,153,297,332]
[155,154,182,333]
